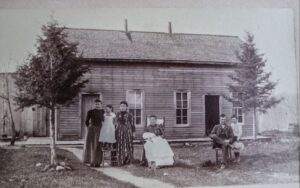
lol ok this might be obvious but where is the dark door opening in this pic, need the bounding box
[81,94,100,139]
[205,95,220,136]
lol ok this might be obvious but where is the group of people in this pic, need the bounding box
[82,99,243,170]
[210,114,245,169]
[83,99,135,167]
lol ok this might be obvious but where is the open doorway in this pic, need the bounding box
[205,95,220,136]
[81,94,101,139]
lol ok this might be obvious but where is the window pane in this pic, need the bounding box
[238,108,242,115]
[176,109,182,117]
[129,109,135,116]
[136,92,142,108]
[136,109,141,117]
[136,117,141,125]
[182,109,188,116]
[233,108,237,115]
[183,117,188,124]
[176,93,181,100]
[182,93,187,100]
[176,101,182,108]
[176,117,182,124]
[127,91,135,107]
[238,116,243,123]
[182,100,188,108]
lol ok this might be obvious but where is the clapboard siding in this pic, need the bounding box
[57,61,253,140]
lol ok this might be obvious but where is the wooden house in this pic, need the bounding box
[0,73,48,138]
[56,23,254,141]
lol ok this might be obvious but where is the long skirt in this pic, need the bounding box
[115,128,134,166]
[82,125,102,165]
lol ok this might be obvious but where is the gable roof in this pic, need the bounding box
[65,28,242,64]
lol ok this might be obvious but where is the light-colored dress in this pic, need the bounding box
[99,112,116,143]
[143,132,174,167]
[230,122,245,151]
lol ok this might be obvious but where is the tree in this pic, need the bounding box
[0,73,16,145]
[224,32,282,140]
[14,20,89,165]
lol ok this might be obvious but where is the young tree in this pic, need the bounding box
[225,32,282,140]
[0,73,16,145]
[14,20,89,165]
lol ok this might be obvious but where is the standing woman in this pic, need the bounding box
[114,101,135,166]
[83,99,104,167]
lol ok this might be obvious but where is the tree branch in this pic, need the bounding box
[0,95,8,101]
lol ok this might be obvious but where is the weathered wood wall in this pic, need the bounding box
[0,73,48,137]
[57,61,254,140]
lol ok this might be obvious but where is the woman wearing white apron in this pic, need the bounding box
[99,105,116,149]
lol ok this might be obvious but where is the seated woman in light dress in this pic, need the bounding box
[230,115,245,163]
[141,115,174,168]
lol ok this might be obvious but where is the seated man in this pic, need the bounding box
[140,115,174,167]
[209,114,236,169]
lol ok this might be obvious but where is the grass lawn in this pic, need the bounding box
[0,146,136,188]
[122,131,300,187]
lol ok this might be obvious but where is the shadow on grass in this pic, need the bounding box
[0,147,13,172]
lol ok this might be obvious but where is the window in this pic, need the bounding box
[232,107,243,123]
[127,90,143,126]
[232,92,244,123]
[175,91,190,125]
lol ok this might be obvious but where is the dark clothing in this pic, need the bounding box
[85,109,105,127]
[83,108,105,166]
[115,111,135,166]
[111,143,118,166]
[210,124,234,141]
[144,124,165,138]
[210,124,235,164]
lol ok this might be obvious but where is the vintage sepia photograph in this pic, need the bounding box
[0,1,299,188]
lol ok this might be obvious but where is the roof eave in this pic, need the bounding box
[79,58,240,66]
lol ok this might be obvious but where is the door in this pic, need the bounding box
[81,94,100,138]
[205,95,220,136]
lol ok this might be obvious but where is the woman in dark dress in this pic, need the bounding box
[82,99,104,167]
[113,101,135,166]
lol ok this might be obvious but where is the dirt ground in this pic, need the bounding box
[0,131,298,188]
[0,146,136,188]
[121,131,299,187]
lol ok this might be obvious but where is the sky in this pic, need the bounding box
[0,8,298,128]
[0,8,297,96]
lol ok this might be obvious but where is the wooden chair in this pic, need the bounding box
[214,146,232,165]
[101,145,118,167]
[143,115,166,170]
[145,116,166,130]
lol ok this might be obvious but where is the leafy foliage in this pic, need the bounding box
[14,21,89,109]
[224,32,282,113]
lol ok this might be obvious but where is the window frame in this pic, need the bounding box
[126,89,144,127]
[231,92,244,124]
[174,90,191,127]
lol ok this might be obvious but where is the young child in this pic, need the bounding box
[230,115,245,163]
[99,105,116,149]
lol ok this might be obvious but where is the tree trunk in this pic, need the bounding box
[49,107,57,165]
[253,108,258,140]
[7,98,16,145]
[5,76,16,146]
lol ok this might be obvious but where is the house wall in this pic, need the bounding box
[57,61,254,140]
[0,73,48,137]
